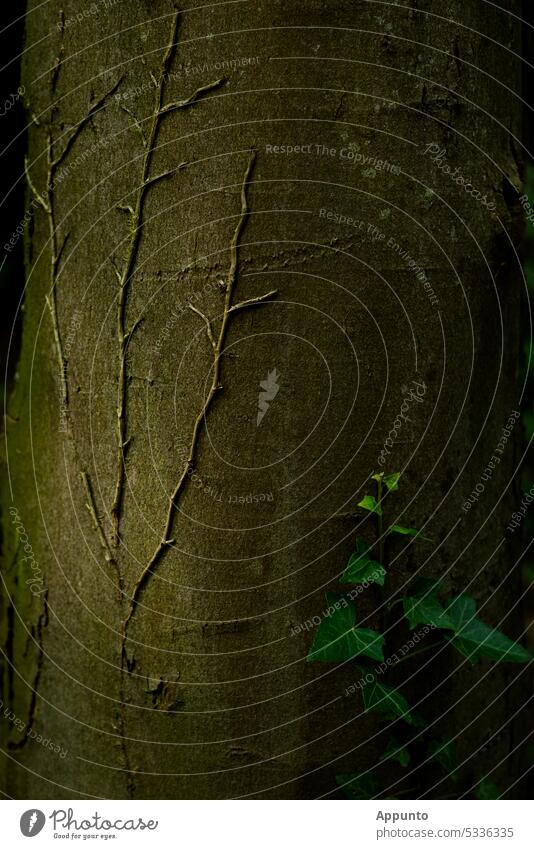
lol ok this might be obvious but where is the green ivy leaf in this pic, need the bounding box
[427,738,457,776]
[340,538,385,586]
[381,737,410,767]
[336,772,378,799]
[307,594,385,663]
[447,594,476,626]
[361,677,415,724]
[389,524,430,541]
[352,628,386,662]
[383,472,401,492]
[358,494,382,515]
[403,580,454,630]
[403,595,453,630]
[475,779,501,799]
[372,471,401,492]
[450,623,531,663]
[445,595,531,663]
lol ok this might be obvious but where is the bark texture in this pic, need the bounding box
[0,0,529,799]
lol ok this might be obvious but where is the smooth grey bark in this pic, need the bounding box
[0,0,529,799]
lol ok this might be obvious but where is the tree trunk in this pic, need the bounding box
[1,0,528,799]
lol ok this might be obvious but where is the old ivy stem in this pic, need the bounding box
[43,79,124,421]
[28,76,124,579]
[110,7,225,545]
[26,42,121,441]
[25,69,123,509]
[44,135,69,432]
[120,151,276,661]
[32,77,123,577]
[110,10,180,545]
[81,471,122,600]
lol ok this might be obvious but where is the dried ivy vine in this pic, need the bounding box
[14,24,122,752]
[109,7,225,547]
[20,7,244,793]
[120,149,277,663]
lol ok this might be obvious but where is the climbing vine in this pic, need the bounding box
[307,472,531,799]
[109,7,225,546]
[120,150,277,665]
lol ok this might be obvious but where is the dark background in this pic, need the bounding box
[0,6,26,411]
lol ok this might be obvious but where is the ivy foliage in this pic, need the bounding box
[304,472,531,798]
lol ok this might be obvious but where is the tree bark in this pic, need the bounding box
[0,0,528,799]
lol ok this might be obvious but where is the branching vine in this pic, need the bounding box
[22,7,277,796]
[26,71,121,438]
[120,151,277,665]
[81,471,121,599]
[25,43,122,577]
[110,7,225,546]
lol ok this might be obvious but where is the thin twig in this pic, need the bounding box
[81,471,115,565]
[188,303,216,349]
[144,168,179,189]
[51,76,123,169]
[121,104,147,147]
[24,76,127,620]
[44,133,69,427]
[228,289,278,314]
[81,471,122,602]
[40,78,121,442]
[391,639,445,666]
[159,78,225,114]
[24,156,49,211]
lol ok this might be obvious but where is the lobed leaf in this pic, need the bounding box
[403,595,453,630]
[361,677,415,724]
[372,471,400,492]
[403,579,454,630]
[389,523,431,541]
[358,494,382,515]
[383,472,401,492]
[445,594,531,663]
[340,538,385,586]
[307,594,385,663]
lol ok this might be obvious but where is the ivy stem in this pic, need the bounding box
[390,638,446,667]
[377,475,385,566]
